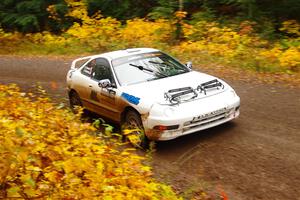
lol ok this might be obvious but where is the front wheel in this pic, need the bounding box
[122,110,149,149]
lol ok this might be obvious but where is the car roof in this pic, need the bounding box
[71,48,161,69]
[94,48,160,60]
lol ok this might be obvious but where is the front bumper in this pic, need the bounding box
[144,92,240,141]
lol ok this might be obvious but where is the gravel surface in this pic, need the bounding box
[1,55,300,200]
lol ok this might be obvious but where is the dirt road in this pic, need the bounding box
[1,55,299,200]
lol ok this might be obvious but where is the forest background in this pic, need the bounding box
[0,0,299,74]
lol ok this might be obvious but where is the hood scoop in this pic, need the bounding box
[164,79,225,105]
[164,87,198,105]
[197,79,224,95]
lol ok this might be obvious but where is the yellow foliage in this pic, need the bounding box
[27,31,71,47]
[260,46,300,71]
[119,18,172,47]
[278,47,300,70]
[180,21,266,61]
[280,20,300,37]
[0,28,23,46]
[0,84,180,199]
[63,0,121,50]
[66,16,120,39]
[174,11,187,20]
[65,0,89,20]
[260,46,282,60]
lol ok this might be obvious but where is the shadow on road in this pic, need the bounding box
[155,121,238,157]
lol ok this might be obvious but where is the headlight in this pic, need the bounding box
[150,103,176,118]
[230,90,237,97]
[163,107,175,117]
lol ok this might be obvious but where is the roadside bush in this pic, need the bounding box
[0,84,180,199]
[177,20,300,72]
[258,20,300,71]
[0,29,23,47]
[119,18,173,48]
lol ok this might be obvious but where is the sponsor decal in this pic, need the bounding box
[192,107,227,122]
[121,93,140,105]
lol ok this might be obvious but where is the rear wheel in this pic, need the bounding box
[122,110,149,149]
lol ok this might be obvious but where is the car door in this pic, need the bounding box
[89,58,120,121]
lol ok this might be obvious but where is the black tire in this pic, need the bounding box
[69,91,82,113]
[122,110,149,149]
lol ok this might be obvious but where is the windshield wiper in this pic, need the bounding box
[129,63,167,78]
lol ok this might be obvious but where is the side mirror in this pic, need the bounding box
[98,79,111,88]
[186,61,192,69]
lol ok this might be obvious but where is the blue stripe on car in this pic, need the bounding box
[121,93,140,105]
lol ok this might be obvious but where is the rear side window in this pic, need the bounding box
[75,58,90,69]
[81,59,96,77]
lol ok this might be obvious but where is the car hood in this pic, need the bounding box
[120,71,230,106]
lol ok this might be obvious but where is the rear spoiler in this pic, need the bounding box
[70,56,93,70]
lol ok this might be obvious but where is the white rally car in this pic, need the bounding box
[67,48,240,146]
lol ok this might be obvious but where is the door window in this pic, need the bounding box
[92,58,115,85]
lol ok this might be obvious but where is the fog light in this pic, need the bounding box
[153,125,179,131]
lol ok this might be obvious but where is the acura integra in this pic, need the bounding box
[67,48,240,147]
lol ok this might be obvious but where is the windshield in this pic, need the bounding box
[112,52,190,86]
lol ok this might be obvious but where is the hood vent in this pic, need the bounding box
[197,79,224,95]
[164,79,225,105]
